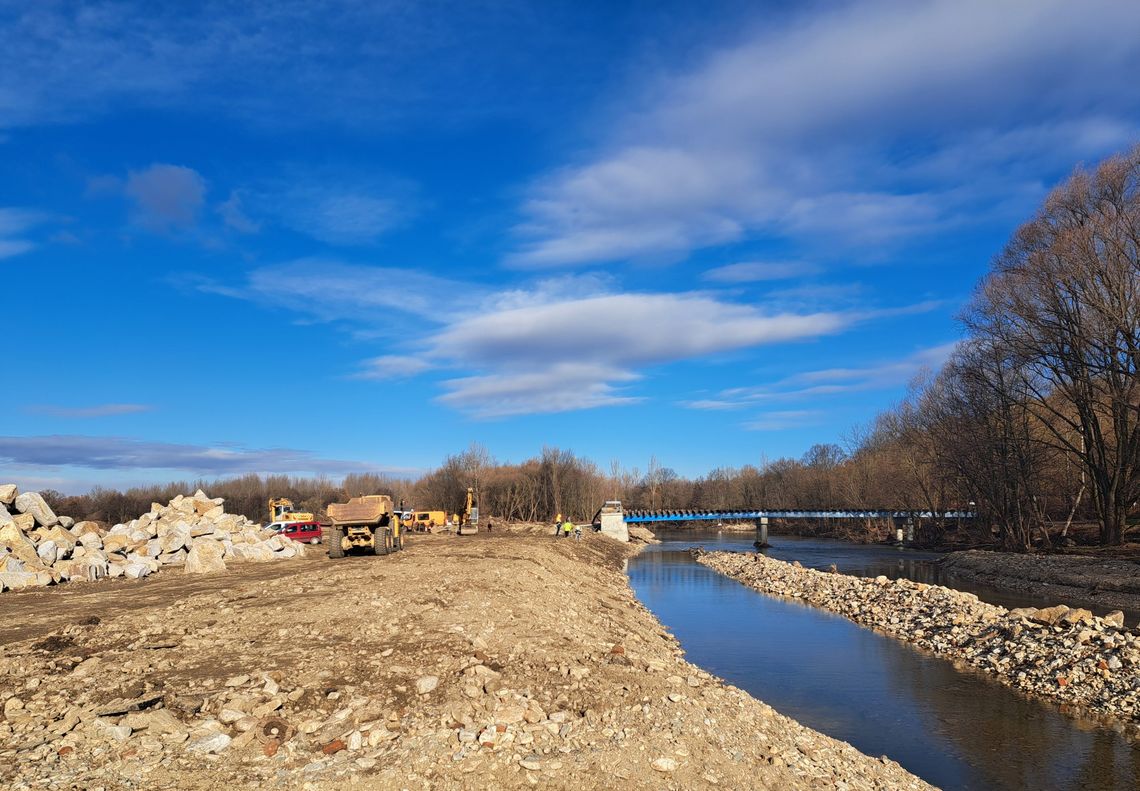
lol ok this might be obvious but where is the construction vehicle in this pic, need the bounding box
[324,494,403,558]
[408,510,447,532]
[269,497,314,524]
[456,487,479,536]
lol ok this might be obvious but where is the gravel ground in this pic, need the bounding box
[0,534,934,790]
[698,549,1140,738]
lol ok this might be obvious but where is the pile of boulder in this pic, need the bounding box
[0,485,304,593]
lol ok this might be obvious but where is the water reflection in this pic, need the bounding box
[629,541,1140,791]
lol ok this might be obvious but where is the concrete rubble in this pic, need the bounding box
[0,485,303,593]
[698,549,1140,734]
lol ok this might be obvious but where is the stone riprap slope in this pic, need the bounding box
[941,550,1140,615]
[0,535,934,790]
[0,486,302,592]
[697,550,1140,732]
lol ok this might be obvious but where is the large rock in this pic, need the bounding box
[0,484,16,505]
[1029,605,1070,626]
[11,513,35,532]
[0,524,39,565]
[0,504,12,526]
[185,541,227,574]
[14,492,58,527]
[0,571,50,590]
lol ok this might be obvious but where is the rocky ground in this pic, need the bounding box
[941,550,1140,616]
[0,533,933,790]
[698,550,1140,737]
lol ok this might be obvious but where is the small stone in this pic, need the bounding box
[520,755,542,771]
[415,675,439,695]
[224,674,250,688]
[1103,611,1126,628]
[322,739,346,755]
[652,757,678,773]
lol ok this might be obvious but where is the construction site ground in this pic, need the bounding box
[0,533,931,790]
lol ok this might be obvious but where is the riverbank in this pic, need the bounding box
[698,550,1140,736]
[0,534,932,790]
[941,550,1140,616]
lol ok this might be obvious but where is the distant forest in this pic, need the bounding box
[38,146,1140,550]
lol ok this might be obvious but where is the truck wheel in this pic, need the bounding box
[373,528,389,556]
[324,526,345,558]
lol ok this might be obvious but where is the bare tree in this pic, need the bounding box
[970,146,1140,544]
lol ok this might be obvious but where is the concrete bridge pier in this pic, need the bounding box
[754,516,770,548]
[893,515,916,545]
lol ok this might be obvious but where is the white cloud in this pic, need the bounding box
[511,0,1140,266]
[437,363,643,418]
[0,208,46,259]
[125,164,206,231]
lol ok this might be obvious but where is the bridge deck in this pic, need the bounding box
[622,509,975,524]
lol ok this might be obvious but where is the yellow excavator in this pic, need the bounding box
[457,487,479,536]
[268,498,314,524]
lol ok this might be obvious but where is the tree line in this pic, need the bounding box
[37,146,1140,550]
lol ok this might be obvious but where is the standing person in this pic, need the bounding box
[573,523,583,541]
[554,512,563,537]
[562,520,573,539]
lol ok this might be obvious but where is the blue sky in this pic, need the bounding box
[4,0,1140,492]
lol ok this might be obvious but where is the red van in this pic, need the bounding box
[277,521,322,544]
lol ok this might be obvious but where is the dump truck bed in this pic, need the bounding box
[327,495,393,526]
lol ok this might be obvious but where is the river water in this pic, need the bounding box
[628,530,1140,790]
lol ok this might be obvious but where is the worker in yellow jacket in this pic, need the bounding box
[561,520,573,538]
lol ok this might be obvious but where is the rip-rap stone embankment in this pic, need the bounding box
[0,485,302,592]
[0,534,935,790]
[697,550,1140,733]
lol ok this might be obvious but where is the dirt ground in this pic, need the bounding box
[0,532,933,790]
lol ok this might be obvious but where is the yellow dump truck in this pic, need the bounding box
[324,494,403,558]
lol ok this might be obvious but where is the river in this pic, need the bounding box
[628,530,1140,790]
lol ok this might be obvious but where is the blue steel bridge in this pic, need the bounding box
[621,509,976,524]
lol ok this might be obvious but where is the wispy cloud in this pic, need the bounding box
[197,259,471,324]
[703,261,818,283]
[510,0,1140,266]
[0,208,47,259]
[685,342,958,410]
[26,403,153,419]
[743,410,820,431]
[353,355,436,381]
[0,435,394,476]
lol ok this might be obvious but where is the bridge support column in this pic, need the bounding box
[894,517,904,545]
[906,516,915,544]
[754,517,769,548]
